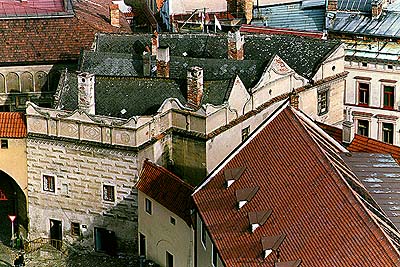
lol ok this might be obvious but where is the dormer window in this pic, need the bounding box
[235,187,258,209]
[224,167,246,189]
[248,210,272,232]
[261,234,286,259]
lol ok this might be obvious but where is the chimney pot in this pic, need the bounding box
[110,3,120,27]
[327,0,337,11]
[342,120,354,144]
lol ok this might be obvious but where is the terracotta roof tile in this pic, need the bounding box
[0,0,131,64]
[193,106,400,266]
[136,160,194,226]
[0,112,26,138]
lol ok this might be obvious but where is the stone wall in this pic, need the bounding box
[27,137,138,254]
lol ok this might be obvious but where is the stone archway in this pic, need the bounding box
[0,171,27,244]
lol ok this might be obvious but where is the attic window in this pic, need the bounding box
[261,234,286,259]
[120,109,127,115]
[248,210,272,232]
[224,167,246,188]
[235,186,258,209]
[388,65,394,70]
[361,62,368,67]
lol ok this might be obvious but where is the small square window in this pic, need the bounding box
[103,185,115,202]
[170,217,176,225]
[362,62,368,67]
[388,65,394,70]
[43,174,55,192]
[1,139,8,149]
[145,198,152,215]
[71,222,80,236]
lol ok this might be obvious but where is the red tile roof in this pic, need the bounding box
[193,105,400,266]
[0,112,26,138]
[0,0,131,64]
[348,135,400,163]
[0,0,64,16]
[136,159,194,226]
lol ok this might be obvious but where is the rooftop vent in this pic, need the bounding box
[235,186,258,209]
[248,210,272,232]
[275,260,302,267]
[261,234,286,259]
[224,167,246,188]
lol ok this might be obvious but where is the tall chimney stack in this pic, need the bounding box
[151,31,159,56]
[228,31,245,60]
[327,0,337,11]
[372,0,384,18]
[157,46,170,78]
[110,3,120,28]
[77,72,95,114]
[187,67,204,109]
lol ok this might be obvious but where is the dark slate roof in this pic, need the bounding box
[55,71,233,117]
[93,33,340,80]
[80,51,143,76]
[252,2,325,32]
[341,152,400,230]
[337,0,372,12]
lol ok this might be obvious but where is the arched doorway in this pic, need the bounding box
[0,171,27,245]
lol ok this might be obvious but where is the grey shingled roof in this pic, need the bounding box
[55,71,233,117]
[92,33,340,80]
[80,51,143,76]
[337,0,372,12]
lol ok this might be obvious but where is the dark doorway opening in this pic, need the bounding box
[94,227,117,256]
[139,233,146,256]
[50,219,62,249]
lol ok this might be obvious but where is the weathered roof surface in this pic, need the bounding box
[341,152,400,230]
[337,0,372,12]
[93,33,340,80]
[193,105,400,266]
[0,112,27,138]
[316,121,343,143]
[252,1,325,32]
[136,159,194,226]
[348,135,400,164]
[328,11,400,38]
[0,0,131,64]
[344,40,400,64]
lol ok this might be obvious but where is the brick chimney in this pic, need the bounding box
[110,3,120,28]
[151,31,159,56]
[372,0,384,18]
[327,0,337,11]
[228,31,245,60]
[157,46,170,78]
[143,51,151,76]
[187,67,204,108]
[77,72,95,114]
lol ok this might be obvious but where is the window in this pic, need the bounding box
[362,62,368,67]
[388,65,394,70]
[145,198,152,215]
[166,251,174,267]
[383,123,394,144]
[241,126,250,141]
[1,139,8,149]
[201,220,206,248]
[317,90,328,115]
[71,222,80,236]
[103,185,115,202]
[383,85,395,109]
[212,243,218,267]
[357,120,369,137]
[170,216,176,225]
[358,82,369,106]
[43,174,55,192]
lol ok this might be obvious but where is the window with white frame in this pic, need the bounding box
[358,82,370,106]
[382,123,394,144]
[357,120,369,137]
[103,184,115,202]
[145,198,152,215]
[317,90,328,115]
[201,220,207,248]
[212,243,218,267]
[43,174,55,192]
[383,85,395,109]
